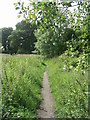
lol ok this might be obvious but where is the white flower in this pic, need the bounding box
[63,65,66,70]
[82,61,84,63]
[83,71,85,74]
[82,56,85,59]
[63,67,66,70]
[65,52,67,55]
[71,54,74,58]
[53,43,55,46]
[70,45,72,48]
[82,39,84,42]
[69,65,73,69]
[78,59,80,62]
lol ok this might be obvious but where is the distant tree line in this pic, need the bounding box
[0,20,37,54]
[0,19,75,55]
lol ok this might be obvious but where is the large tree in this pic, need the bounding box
[14,1,89,58]
[14,1,70,57]
[8,20,37,54]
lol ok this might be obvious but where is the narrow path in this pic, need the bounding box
[37,67,56,118]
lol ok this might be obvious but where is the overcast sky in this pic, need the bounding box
[0,0,29,29]
[0,0,77,29]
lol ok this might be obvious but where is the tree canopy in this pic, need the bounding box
[14,0,89,71]
[14,1,74,57]
[8,20,37,54]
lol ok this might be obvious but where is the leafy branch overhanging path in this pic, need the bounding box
[37,66,56,118]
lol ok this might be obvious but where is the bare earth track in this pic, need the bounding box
[37,67,56,119]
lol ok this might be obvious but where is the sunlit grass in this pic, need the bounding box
[46,57,88,118]
[1,54,88,118]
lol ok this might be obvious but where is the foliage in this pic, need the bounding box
[33,2,68,57]
[0,27,13,53]
[8,21,37,54]
[14,1,73,57]
[61,1,90,73]
[2,55,45,119]
[46,57,88,118]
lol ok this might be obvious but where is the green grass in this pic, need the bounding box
[1,54,88,119]
[46,57,88,118]
[0,56,2,119]
[2,55,45,119]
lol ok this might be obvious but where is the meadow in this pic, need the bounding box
[46,57,88,118]
[1,55,45,119]
[1,54,88,119]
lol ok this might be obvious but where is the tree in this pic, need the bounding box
[33,2,68,57]
[1,27,13,53]
[15,1,89,58]
[8,20,37,54]
[14,1,70,57]
[61,1,89,72]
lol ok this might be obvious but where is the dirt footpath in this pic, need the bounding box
[37,67,56,118]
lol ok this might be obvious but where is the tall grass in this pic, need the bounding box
[0,55,2,119]
[2,55,45,119]
[1,55,88,119]
[46,57,88,118]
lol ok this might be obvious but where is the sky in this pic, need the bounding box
[0,0,29,29]
[0,0,77,30]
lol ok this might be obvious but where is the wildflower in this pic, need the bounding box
[63,65,66,70]
[83,70,85,74]
[70,45,72,48]
[71,54,74,58]
[82,39,84,42]
[69,65,73,69]
[65,52,67,55]
[82,60,84,63]
[82,56,85,59]
[53,43,55,46]
[63,67,66,70]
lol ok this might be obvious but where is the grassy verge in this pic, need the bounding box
[2,55,45,119]
[46,57,88,118]
[0,56,2,119]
